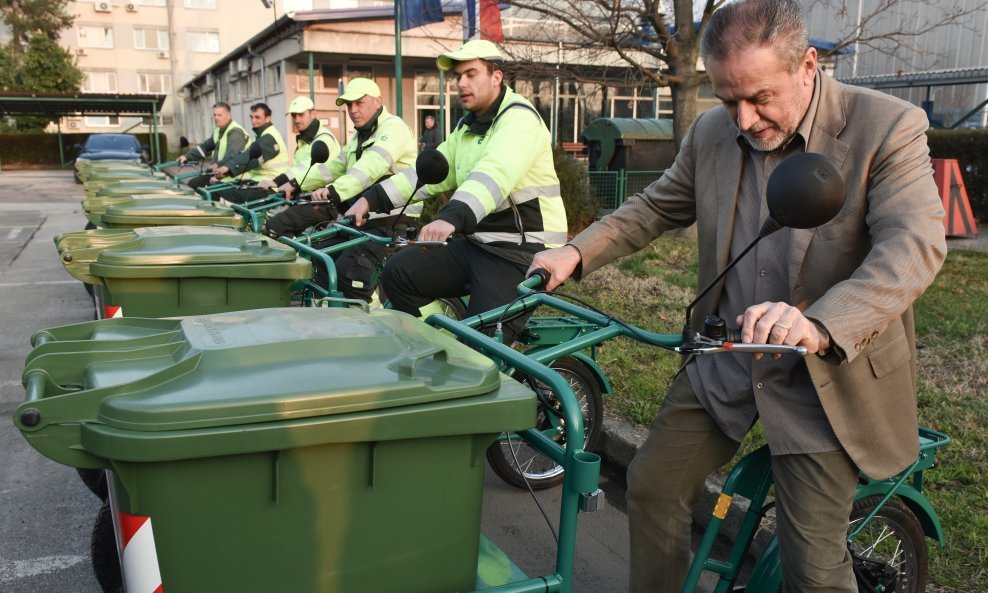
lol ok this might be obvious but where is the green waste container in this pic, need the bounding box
[581,117,676,171]
[54,226,309,318]
[83,190,200,225]
[84,179,183,200]
[16,307,536,593]
[93,196,244,230]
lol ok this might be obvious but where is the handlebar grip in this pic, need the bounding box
[518,268,550,292]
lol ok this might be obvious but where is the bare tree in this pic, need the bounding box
[499,0,984,145]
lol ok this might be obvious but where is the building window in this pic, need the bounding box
[134,28,169,51]
[77,26,114,49]
[137,72,172,94]
[265,63,282,95]
[187,31,220,53]
[184,0,217,8]
[82,71,118,93]
[85,115,120,127]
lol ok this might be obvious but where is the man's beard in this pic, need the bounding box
[742,125,793,152]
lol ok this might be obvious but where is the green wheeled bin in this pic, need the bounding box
[581,117,676,172]
[54,226,310,318]
[92,196,244,229]
[82,190,200,226]
[15,307,537,593]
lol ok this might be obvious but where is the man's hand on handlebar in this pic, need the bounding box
[258,179,277,190]
[528,245,582,291]
[344,197,371,227]
[177,155,188,165]
[737,302,831,360]
[418,219,455,242]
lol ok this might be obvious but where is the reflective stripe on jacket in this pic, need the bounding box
[380,87,567,246]
[330,107,419,219]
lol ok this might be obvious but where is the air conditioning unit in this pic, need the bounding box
[76,47,87,56]
[157,51,169,59]
[94,1,112,12]
[125,2,137,12]
[204,72,215,89]
[237,57,250,72]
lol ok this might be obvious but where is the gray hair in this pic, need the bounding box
[700,0,809,72]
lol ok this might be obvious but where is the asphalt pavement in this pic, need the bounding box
[0,169,635,593]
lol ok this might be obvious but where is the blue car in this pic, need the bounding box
[72,133,149,182]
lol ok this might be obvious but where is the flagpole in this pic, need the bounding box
[394,0,403,117]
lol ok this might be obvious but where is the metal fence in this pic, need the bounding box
[588,169,665,213]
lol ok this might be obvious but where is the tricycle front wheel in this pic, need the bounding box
[486,356,603,490]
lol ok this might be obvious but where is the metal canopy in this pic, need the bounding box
[0,92,168,164]
[839,67,988,89]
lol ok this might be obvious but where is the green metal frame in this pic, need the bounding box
[682,427,951,593]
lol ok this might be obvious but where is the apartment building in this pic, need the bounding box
[61,0,276,146]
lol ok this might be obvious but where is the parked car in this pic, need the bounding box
[72,133,149,182]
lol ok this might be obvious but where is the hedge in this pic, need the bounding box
[927,128,987,223]
[0,132,168,166]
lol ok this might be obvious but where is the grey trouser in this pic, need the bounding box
[626,371,858,593]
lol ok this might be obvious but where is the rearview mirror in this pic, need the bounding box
[415,148,449,187]
[179,136,190,149]
[762,152,846,236]
[309,141,329,165]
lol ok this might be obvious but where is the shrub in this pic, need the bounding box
[553,147,598,235]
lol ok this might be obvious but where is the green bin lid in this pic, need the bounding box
[17,309,535,465]
[56,226,307,283]
[98,197,244,229]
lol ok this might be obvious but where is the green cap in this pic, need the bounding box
[437,39,504,71]
[287,96,315,114]
[336,78,382,106]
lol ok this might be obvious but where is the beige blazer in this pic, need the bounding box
[570,73,947,478]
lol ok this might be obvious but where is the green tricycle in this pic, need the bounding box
[429,151,950,593]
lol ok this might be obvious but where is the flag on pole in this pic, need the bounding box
[400,0,445,32]
[463,0,504,42]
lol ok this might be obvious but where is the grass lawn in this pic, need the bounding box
[549,235,987,591]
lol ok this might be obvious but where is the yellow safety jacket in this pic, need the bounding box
[378,87,567,247]
[277,120,341,191]
[245,123,290,181]
[328,106,418,218]
[213,120,250,162]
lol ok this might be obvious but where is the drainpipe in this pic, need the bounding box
[247,43,267,103]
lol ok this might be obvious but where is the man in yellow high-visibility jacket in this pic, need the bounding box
[262,78,417,303]
[177,102,250,190]
[210,103,289,188]
[347,40,567,342]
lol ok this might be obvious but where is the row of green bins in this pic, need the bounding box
[84,178,180,200]
[55,226,308,318]
[16,307,537,593]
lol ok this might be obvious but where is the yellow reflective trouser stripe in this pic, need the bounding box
[472,231,569,245]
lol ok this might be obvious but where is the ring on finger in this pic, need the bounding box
[773,322,791,331]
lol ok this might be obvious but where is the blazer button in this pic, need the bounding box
[871,331,880,339]
[854,342,864,352]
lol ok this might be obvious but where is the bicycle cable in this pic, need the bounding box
[506,433,560,545]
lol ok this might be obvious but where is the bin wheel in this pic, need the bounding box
[91,500,123,593]
[77,467,108,501]
[848,495,928,593]
[486,357,603,490]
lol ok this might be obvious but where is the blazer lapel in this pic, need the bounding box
[790,74,851,291]
[714,136,743,272]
